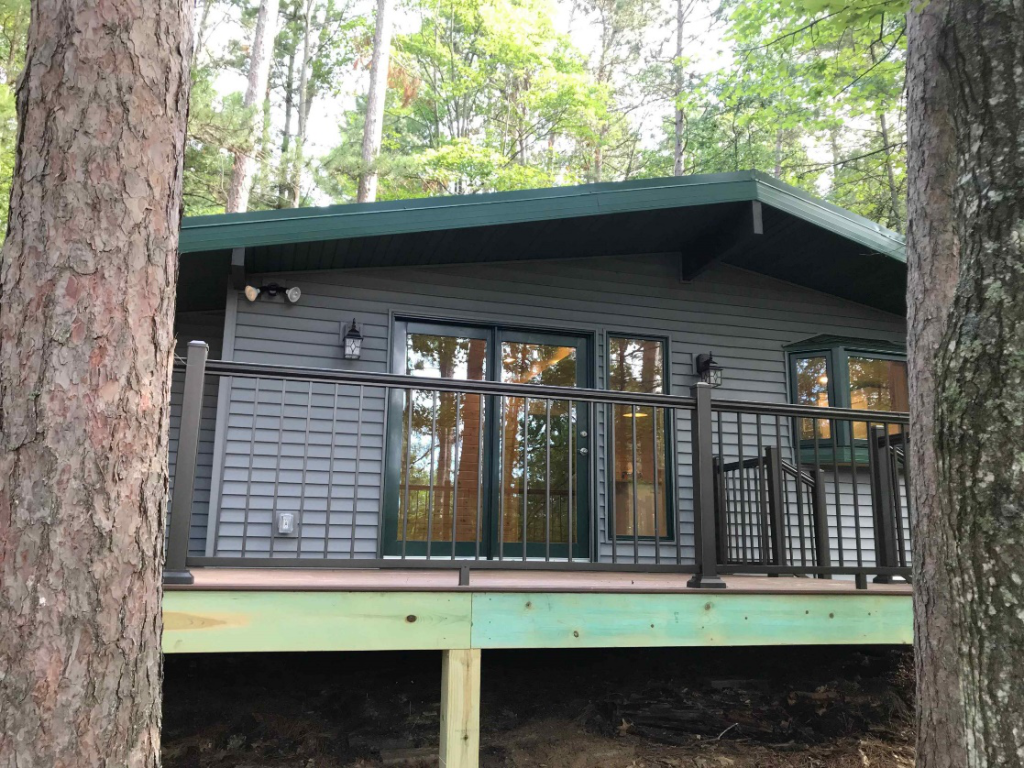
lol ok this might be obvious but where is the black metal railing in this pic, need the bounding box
[164,344,911,588]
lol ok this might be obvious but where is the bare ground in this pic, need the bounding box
[163,647,915,767]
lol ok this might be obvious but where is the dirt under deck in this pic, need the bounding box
[163,646,915,768]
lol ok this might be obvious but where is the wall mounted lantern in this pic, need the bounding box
[342,318,363,360]
[695,352,724,388]
[244,283,302,304]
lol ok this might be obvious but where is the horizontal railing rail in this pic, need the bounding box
[164,349,913,589]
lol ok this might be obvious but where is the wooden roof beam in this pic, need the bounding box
[680,201,763,282]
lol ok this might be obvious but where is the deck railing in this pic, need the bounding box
[165,342,912,588]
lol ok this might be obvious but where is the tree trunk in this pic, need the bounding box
[357,0,394,203]
[672,0,685,177]
[227,0,280,213]
[278,43,296,208]
[0,1,192,766]
[292,0,313,208]
[877,110,902,233]
[907,1,1024,765]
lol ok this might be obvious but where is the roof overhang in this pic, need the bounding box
[178,171,907,315]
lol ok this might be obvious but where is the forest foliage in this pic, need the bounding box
[0,0,907,233]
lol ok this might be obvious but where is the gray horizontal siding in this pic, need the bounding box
[205,253,905,562]
[169,310,225,556]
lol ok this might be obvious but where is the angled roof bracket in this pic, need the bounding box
[231,247,247,290]
[680,201,763,283]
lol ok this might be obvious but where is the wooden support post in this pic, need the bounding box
[440,648,481,768]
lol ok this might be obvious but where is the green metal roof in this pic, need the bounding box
[178,171,907,315]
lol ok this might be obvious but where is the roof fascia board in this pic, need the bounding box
[179,175,759,254]
[750,172,906,262]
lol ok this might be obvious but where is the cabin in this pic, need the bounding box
[163,170,912,768]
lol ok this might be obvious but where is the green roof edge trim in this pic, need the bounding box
[178,170,906,264]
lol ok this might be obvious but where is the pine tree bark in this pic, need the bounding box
[907,0,1024,765]
[227,0,280,213]
[357,0,393,203]
[0,1,192,766]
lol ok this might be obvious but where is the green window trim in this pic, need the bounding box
[785,336,908,464]
[605,334,676,543]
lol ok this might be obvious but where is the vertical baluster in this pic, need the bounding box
[770,414,786,570]
[322,383,340,559]
[755,415,769,565]
[567,399,574,563]
[810,410,827,575]
[268,379,287,560]
[545,399,551,562]
[609,401,616,564]
[831,417,843,568]
[401,389,414,559]
[239,377,261,559]
[851,418,864,570]
[498,396,506,561]
[737,413,749,563]
[450,391,462,559]
[888,426,907,568]
[522,395,529,562]
[899,423,912,566]
[347,385,362,559]
[475,394,485,562]
[652,406,661,565]
[425,389,439,560]
[631,403,640,564]
[793,422,807,567]
[296,381,313,558]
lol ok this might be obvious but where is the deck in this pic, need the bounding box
[163,568,911,655]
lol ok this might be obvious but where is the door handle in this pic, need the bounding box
[579,447,589,455]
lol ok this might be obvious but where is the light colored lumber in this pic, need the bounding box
[440,649,481,768]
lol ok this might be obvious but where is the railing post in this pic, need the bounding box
[687,383,726,589]
[164,340,209,586]
[811,468,832,579]
[764,446,786,573]
[868,425,898,584]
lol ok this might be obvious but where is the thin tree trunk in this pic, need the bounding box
[357,0,394,203]
[292,0,313,208]
[278,43,296,207]
[908,1,1024,765]
[877,110,902,233]
[0,1,192,766]
[227,0,280,213]
[672,0,685,176]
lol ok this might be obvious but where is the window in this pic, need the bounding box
[787,336,908,451]
[608,336,671,540]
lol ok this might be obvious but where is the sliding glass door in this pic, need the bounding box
[383,322,590,559]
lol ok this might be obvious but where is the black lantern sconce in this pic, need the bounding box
[341,318,363,360]
[695,351,723,388]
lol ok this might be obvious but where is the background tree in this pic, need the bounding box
[0,1,192,766]
[357,0,394,202]
[907,0,1024,764]
[227,0,281,212]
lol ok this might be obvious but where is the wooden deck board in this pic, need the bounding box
[167,567,911,596]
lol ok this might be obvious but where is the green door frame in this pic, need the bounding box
[381,319,592,560]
